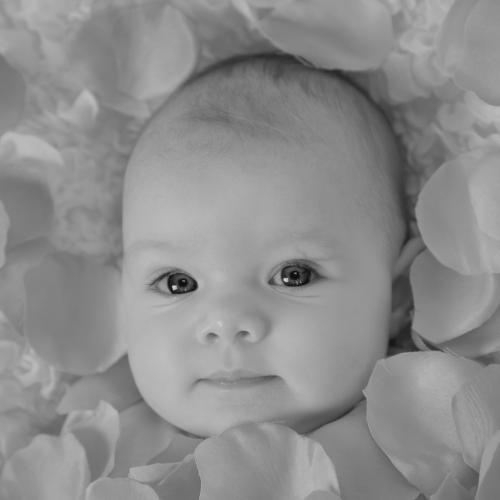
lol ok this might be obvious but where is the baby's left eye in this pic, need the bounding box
[270,263,317,287]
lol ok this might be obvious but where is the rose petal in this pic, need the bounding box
[23,251,125,375]
[0,170,54,250]
[416,149,500,274]
[233,0,393,70]
[62,400,120,481]
[0,200,8,269]
[0,132,64,165]
[0,55,26,134]
[410,249,500,342]
[195,422,340,500]
[111,401,176,477]
[475,429,500,500]
[85,477,159,500]
[0,433,90,500]
[0,410,37,467]
[364,352,482,496]
[0,237,52,331]
[57,355,142,414]
[65,3,197,111]
[304,492,342,500]
[131,455,201,500]
[429,473,474,500]
[452,365,500,471]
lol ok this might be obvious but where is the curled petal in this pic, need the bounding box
[0,433,90,500]
[0,55,26,135]
[437,0,500,105]
[0,169,54,250]
[410,249,500,343]
[0,132,64,166]
[57,355,142,414]
[0,200,8,269]
[195,422,340,500]
[64,3,197,112]
[416,149,500,274]
[0,237,52,331]
[233,0,393,70]
[452,365,500,471]
[475,430,500,500]
[85,477,159,500]
[62,401,120,481]
[112,401,176,477]
[24,251,125,375]
[365,352,482,496]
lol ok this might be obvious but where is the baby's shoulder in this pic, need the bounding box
[307,401,420,500]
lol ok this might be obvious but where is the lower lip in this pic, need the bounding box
[201,375,278,389]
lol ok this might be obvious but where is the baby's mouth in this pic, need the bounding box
[201,369,278,387]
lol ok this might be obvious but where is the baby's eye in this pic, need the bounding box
[271,263,317,287]
[150,271,197,295]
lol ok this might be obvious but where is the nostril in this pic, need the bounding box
[205,332,218,343]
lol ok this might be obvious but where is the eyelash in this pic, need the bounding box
[146,260,321,295]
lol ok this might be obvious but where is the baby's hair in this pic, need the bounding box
[136,53,408,260]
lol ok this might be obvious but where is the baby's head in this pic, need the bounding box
[121,54,412,437]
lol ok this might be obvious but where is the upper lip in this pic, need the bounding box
[204,369,272,381]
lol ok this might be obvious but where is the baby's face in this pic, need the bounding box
[121,115,398,437]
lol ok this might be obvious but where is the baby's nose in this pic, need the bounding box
[196,305,270,345]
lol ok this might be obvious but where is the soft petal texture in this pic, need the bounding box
[63,2,197,114]
[0,238,52,331]
[0,132,64,166]
[304,492,342,500]
[415,149,500,274]
[429,473,474,500]
[365,352,482,496]
[0,55,26,134]
[452,365,500,471]
[57,355,142,414]
[195,422,341,500]
[0,200,8,269]
[111,401,176,477]
[232,0,393,70]
[85,477,159,500]
[410,249,500,342]
[309,402,420,500]
[0,410,37,467]
[0,170,54,250]
[475,430,500,500]
[23,251,125,375]
[131,455,201,500]
[62,401,120,481]
[0,432,90,500]
[437,0,500,105]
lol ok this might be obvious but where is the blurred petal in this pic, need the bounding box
[410,249,500,342]
[475,430,500,500]
[304,492,342,500]
[111,401,176,477]
[233,0,393,70]
[0,433,90,500]
[0,237,52,331]
[195,422,340,500]
[65,2,197,111]
[0,55,26,134]
[85,477,159,500]
[0,200,8,269]
[416,149,500,274]
[0,410,37,467]
[452,365,500,471]
[24,251,125,375]
[0,170,54,250]
[365,352,482,496]
[438,0,500,105]
[62,400,120,481]
[0,132,64,166]
[57,355,142,414]
[429,473,474,500]
[131,455,201,500]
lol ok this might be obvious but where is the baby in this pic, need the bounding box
[120,54,418,448]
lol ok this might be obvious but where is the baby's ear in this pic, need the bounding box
[389,237,425,338]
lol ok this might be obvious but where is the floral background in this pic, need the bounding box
[2,0,500,499]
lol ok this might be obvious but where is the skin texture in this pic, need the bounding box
[121,97,412,438]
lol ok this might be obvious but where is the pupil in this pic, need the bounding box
[282,265,310,286]
[168,273,196,294]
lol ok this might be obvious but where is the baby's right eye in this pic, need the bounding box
[149,271,198,295]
